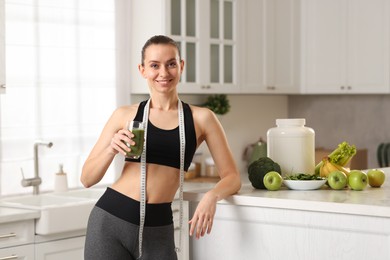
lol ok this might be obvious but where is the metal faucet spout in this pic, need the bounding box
[32,140,53,194]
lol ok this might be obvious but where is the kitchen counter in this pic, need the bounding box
[185,167,390,217]
[184,168,390,260]
[0,207,40,224]
[185,180,390,218]
[0,181,215,225]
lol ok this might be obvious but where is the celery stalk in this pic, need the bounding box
[314,142,357,175]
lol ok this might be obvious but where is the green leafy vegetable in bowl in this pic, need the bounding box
[284,173,325,181]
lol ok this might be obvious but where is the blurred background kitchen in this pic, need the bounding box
[0,0,389,197]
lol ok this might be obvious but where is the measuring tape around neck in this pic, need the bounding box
[138,98,186,259]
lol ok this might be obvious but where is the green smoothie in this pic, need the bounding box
[126,128,145,159]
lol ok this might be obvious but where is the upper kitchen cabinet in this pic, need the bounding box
[0,0,5,94]
[240,0,300,94]
[129,0,240,94]
[301,0,390,94]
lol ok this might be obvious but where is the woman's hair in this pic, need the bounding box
[141,35,181,66]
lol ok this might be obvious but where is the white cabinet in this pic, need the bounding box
[0,0,5,94]
[241,0,300,94]
[0,220,34,249]
[130,0,239,94]
[243,0,390,95]
[0,244,34,260]
[35,236,85,260]
[301,0,390,94]
[188,202,390,260]
[0,220,35,260]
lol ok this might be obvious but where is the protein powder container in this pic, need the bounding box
[267,118,315,176]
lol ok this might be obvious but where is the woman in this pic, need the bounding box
[81,35,241,260]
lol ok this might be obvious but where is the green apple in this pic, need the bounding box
[367,169,386,188]
[348,170,368,191]
[327,170,347,190]
[263,171,283,191]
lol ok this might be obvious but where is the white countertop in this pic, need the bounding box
[0,207,40,224]
[0,181,216,225]
[184,168,390,218]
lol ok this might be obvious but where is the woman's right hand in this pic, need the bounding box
[110,128,134,155]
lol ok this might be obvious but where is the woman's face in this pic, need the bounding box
[139,44,184,94]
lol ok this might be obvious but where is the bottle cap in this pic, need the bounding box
[276,118,306,126]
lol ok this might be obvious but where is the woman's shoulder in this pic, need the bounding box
[188,104,218,126]
[188,104,213,117]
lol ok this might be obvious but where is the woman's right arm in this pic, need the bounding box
[80,106,135,188]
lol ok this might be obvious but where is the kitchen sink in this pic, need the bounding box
[54,188,105,199]
[0,188,103,235]
[0,193,87,208]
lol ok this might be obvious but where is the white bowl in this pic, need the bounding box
[283,179,326,190]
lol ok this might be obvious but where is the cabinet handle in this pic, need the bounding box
[340,86,345,90]
[0,233,16,239]
[0,255,18,260]
[0,84,5,89]
[266,86,276,90]
[347,86,352,90]
[201,85,211,89]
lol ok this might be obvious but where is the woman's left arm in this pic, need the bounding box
[189,107,241,239]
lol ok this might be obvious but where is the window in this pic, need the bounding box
[0,0,119,195]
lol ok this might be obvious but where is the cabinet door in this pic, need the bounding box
[207,0,238,93]
[170,0,200,93]
[303,0,347,94]
[129,0,167,94]
[0,0,5,94]
[347,0,390,93]
[0,220,34,249]
[0,244,34,260]
[239,0,265,93]
[35,236,85,260]
[265,0,300,94]
[303,0,390,94]
[240,0,300,94]
[180,0,239,94]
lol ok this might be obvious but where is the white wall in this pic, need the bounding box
[210,95,288,173]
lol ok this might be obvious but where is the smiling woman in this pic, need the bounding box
[0,0,121,196]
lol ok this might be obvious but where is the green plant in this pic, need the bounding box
[203,94,230,115]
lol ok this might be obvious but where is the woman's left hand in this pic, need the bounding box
[188,191,218,239]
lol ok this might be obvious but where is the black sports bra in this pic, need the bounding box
[125,100,197,171]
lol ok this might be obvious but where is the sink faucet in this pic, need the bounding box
[21,140,53,195]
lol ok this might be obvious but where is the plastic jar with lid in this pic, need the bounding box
[267,118,315,176]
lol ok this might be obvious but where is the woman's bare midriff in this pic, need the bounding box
[110,162,181,203]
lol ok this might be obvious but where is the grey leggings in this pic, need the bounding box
[84,206,177,260]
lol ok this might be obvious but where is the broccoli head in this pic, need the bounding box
[248,157,281,189]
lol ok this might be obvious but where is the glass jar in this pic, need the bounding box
[267,118,315,176]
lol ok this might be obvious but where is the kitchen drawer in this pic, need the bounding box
[0,244,34,260]
[0,220,34,249]
[35,236,85,260]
